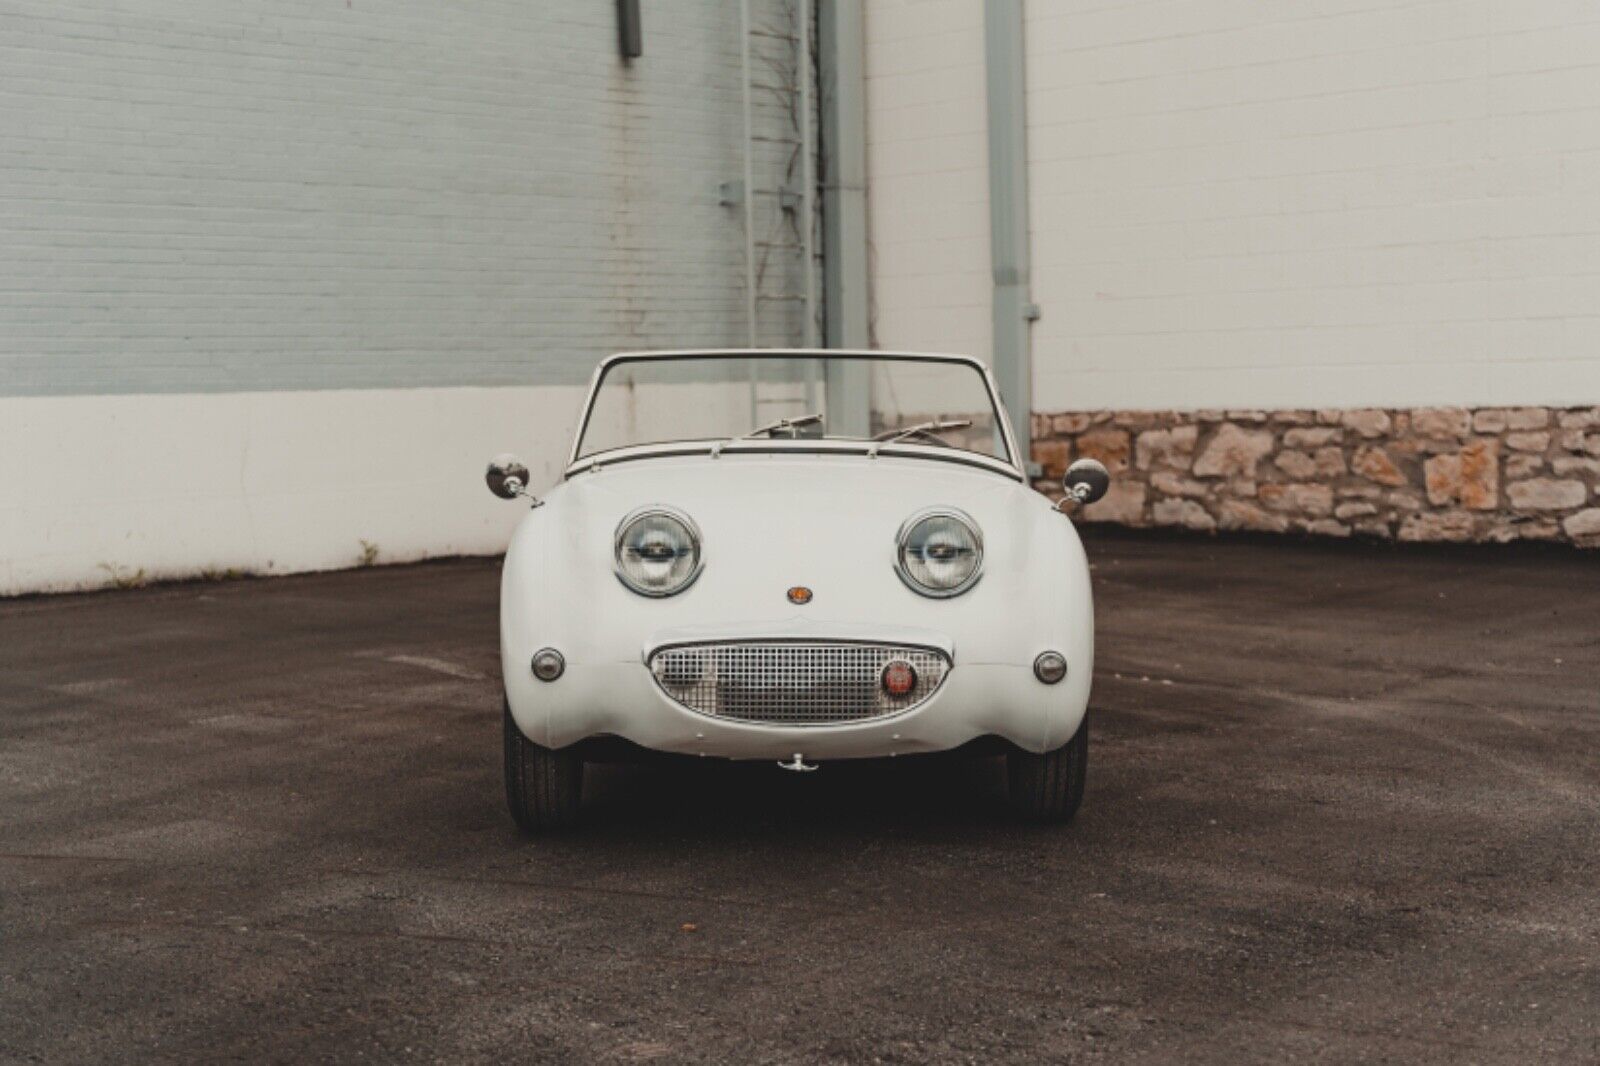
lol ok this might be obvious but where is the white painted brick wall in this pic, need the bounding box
[864,0,993,363]
[866,0,1600,412]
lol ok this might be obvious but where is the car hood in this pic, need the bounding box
[504,452,1086,667]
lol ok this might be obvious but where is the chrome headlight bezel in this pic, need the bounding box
[894,507,984,598]
[613,505,704,598]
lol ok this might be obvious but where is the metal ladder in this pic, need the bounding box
[732,0,819,354]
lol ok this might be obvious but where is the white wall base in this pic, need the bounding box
[0,386,586,595]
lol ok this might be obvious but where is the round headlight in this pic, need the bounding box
[614,506,703,597]
[895,508,983,597]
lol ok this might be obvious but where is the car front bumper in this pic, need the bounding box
[504,622,1091,760]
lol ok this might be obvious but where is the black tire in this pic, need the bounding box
[1006,713,1088,823]
[503,699,583,832]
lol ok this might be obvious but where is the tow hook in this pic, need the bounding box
[777,753,818,772]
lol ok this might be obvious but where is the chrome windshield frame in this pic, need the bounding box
[565,349,1024,478]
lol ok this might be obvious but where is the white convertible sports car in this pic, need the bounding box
[486,350,1110,830]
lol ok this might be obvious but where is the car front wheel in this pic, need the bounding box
[1006,714,1088,823]
[503,699,583,832]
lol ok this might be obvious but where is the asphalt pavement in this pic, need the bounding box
[2,531,1596,1063]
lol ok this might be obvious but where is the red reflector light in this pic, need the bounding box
[881,659,917,697]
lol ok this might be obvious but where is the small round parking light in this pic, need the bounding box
[881,659,917,697]
[1033,651,1067,685]
[531,648,565,682]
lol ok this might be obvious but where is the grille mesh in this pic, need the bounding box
[650,642,950,725]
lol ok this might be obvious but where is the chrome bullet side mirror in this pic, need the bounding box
[1059,458,1110,509]
[486,454,540,506]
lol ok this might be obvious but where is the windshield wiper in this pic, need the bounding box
[870,419,972,447]
[710,412,824,458]
[866,418,974,459]
[744,412,824,439]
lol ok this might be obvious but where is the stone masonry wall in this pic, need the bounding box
[1030,407,1600,548]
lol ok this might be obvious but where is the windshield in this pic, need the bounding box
[575,353,1013,466]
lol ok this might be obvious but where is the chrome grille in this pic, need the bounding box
[649,641,950,725]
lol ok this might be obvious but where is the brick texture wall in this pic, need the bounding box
[866,2,1600,414]
[1026,1,1600,412]
[864,0,993,360]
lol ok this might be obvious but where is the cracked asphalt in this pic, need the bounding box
[2,531,1597,1063]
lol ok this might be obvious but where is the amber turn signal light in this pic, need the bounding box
[1033,651,1067,685]
[531,648,565,682]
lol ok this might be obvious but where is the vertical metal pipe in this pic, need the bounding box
[818,0,870,434]
[984,0,1034,468]
[819,0,868,350]
[740,0,757,349]
[798,0,818,348]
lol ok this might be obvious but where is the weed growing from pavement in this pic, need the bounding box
[97,563,147,590]
[199,566,249,582]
